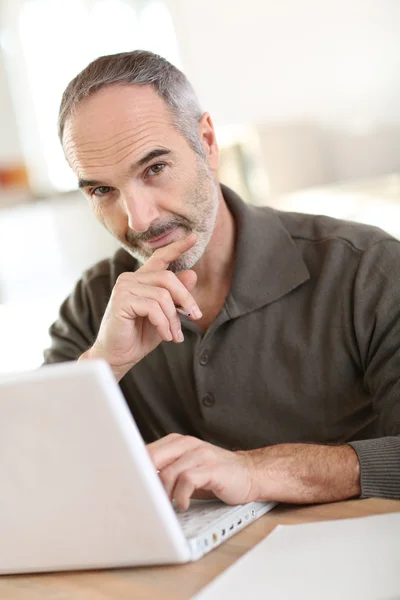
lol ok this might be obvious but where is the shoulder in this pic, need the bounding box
[274,209,398,253]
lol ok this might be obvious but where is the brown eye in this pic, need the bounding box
[146,163,165,177]
[91,186,113,197]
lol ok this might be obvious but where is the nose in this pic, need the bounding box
[123,188,160,233]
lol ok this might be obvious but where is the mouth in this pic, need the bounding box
[145,226,180,249]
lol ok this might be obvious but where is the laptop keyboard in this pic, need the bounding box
[174,500,241,539]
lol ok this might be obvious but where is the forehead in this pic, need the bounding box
[63,84,181,178]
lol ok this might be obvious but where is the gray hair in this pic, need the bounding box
[58,50,205,156]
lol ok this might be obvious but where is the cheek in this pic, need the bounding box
[90,199,127,237]
[89,199,104,221]
[89,199,112,228]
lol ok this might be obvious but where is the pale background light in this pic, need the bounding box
[0,0,399,374]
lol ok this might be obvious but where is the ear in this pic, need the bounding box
[198,112,219,171]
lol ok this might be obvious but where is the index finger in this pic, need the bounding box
[147,434,202,471]
[140,232,197,273]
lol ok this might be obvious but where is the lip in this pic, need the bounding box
[145,227,179,249]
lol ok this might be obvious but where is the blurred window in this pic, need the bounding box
[16,0,180,193]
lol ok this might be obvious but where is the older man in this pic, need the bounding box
[45,50,400,510]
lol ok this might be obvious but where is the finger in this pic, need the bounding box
[158,447,206,500]
[124,296,173,342]
[191,489,217,500]
[130,270,202,320]
[126,283,184,343]
[140,232,197,273]
[147,433,183,453]
[176,269,197,294]
[173,466,216,511]
[147,434,203,471]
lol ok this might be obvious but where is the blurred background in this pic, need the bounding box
[0,0,399,373]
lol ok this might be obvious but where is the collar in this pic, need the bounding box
[221,184,310,318]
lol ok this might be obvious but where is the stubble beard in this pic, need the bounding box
[120,160,219,273]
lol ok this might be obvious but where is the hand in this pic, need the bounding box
[147,434,259,510]
[81,233,202,380]
[147,435,361,509]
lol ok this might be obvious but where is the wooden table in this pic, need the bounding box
[1,498,399,600]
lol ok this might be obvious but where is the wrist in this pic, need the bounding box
[344,444,361,498]
[79,346,134,382]
[237,448,269,503]
[79,345,104,363]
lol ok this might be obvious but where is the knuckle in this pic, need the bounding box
[162,270,176,284]
[146,299,163,319]
[197,446,212,460]
[185,435,200,445]
[114,273,136,296]
[180,471,194,486]
[166,433,182,441]
[156,287,171,304]
[115,272,131,286]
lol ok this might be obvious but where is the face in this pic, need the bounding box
[63,84,220,273]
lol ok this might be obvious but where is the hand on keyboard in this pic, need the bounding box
[147,433,259,510]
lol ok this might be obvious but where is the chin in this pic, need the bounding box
[119,243,150,265]
[120,233,208,273]
[168,243,205,274]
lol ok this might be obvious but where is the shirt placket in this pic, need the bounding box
[190,307,231,419]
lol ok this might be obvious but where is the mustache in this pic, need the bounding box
[125,216,192,245]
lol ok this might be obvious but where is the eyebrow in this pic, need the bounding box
[78,148,172,188]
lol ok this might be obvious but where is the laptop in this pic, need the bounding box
[0,359,276,573]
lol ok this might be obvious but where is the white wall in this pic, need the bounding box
[0,192,119,372]
[0,46,22,165]
[169,0,400,127]
[168,0,400,190]
[0,0,399,196]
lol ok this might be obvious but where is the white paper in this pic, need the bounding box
[193,512,400,600]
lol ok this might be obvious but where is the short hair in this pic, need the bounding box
[58,50,205,156]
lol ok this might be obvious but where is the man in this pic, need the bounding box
[45,50,400,511]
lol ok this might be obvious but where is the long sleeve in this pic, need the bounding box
[348,239,400,498]
[43,272,110,364]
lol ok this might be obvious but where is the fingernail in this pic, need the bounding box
[191,306,202,319]
[177,330,184,343]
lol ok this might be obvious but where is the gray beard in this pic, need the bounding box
[120,163,219,273]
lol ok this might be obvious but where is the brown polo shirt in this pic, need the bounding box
[44,185,400,499]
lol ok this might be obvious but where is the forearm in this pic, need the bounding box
[245,443,361,504]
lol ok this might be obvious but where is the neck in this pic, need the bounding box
[193,185,236,294]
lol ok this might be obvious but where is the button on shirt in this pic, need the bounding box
[199,350,209,366]
[44,185,400,499]
[202,393,215,408]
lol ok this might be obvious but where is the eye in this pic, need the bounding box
[145,162,166,177]
[90,186,114,197]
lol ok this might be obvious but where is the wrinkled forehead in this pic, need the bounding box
[62,84,180,177]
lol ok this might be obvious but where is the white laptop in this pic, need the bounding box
[0,360,276,574]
